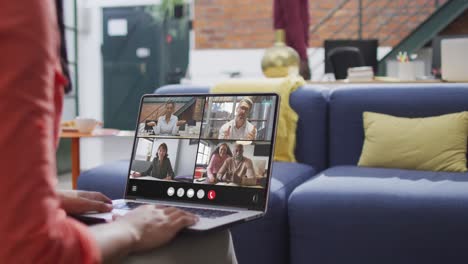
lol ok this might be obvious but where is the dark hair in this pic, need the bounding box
[165,101,175,108]
[156,143,169,159]
[209,143,233,162]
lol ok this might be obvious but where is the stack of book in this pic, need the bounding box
[347,66,374,81]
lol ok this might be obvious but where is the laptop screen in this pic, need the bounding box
[125,93,279,210]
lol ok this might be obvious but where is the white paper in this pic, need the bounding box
[136,47,151,58]
[108,19,128,36]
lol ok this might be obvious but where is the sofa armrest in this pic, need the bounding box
[77,160,129,199]
[290,85,329,171]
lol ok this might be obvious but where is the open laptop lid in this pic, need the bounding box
[124,93,280,212]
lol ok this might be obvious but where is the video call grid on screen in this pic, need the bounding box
[129,94,278,190]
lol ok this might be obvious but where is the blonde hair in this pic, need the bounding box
[239,97,253,110]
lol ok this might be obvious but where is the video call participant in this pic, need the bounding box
[206,143,233,184]
[218,98,257,140]
[217,144,256,186]
[132,143,175,180]
[150,101,181,135]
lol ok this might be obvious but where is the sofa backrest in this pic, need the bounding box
[155,85,211,94]
[155,84,329,171]
[328,83,468,166]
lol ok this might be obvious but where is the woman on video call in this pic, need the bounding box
[206,143,233,183]
[132,143,175,180]
[153,101,179,135]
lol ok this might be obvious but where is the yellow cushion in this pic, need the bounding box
[358,111,468,172]
[211,76,305,162]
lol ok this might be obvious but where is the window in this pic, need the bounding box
[197,141,211,165]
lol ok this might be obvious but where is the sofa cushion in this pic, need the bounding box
[329,83,468,167]
[232,161,315,264]
[289,165,468,264]
[358,111,468,172]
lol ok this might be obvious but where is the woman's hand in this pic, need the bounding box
[58,190,113,214]
[114,205,198,252]
[164,175,173,181]
[207,174,216,183]
[176,120,186,126]
[131,171,142,178]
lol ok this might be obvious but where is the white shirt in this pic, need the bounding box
[154,115,178,135]
[218,119,255,140]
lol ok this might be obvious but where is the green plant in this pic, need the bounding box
[144,0,185,22]
[160,0,185,18]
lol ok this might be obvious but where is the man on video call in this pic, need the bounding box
[219,97,257,140]
[217,144,256,186]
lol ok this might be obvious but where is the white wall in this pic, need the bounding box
[62,0,77,121]
[175,140,198,176]
[135,138,152,160]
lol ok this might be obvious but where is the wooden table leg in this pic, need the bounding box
[71,138,80,189]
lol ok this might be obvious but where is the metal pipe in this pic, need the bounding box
[73,0,79,115]
[358,0,363,39]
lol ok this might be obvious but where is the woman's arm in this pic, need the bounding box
[0,1,101,262]
[153,117,162,134]
[166,159,175,179]
[141,162,153,177]
[206,155,218,182]
[171,116,179,135]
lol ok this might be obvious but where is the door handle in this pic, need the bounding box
[139,63,147,75]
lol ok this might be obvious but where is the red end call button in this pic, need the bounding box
[208,190,216,200]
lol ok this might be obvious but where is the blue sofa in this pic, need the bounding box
[289,83,468,264]
[78,83,468,264]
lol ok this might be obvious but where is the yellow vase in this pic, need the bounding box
[261,29,300,78]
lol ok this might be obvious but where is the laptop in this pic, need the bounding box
[83,93,280,231]
[441,38,468,82]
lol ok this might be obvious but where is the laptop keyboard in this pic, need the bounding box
[113,201,236,219]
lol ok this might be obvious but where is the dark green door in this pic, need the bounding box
[102,6,161,130]
[102,6,190,130]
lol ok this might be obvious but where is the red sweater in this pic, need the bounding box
[0,1,100,263]
[274,0,310,60]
